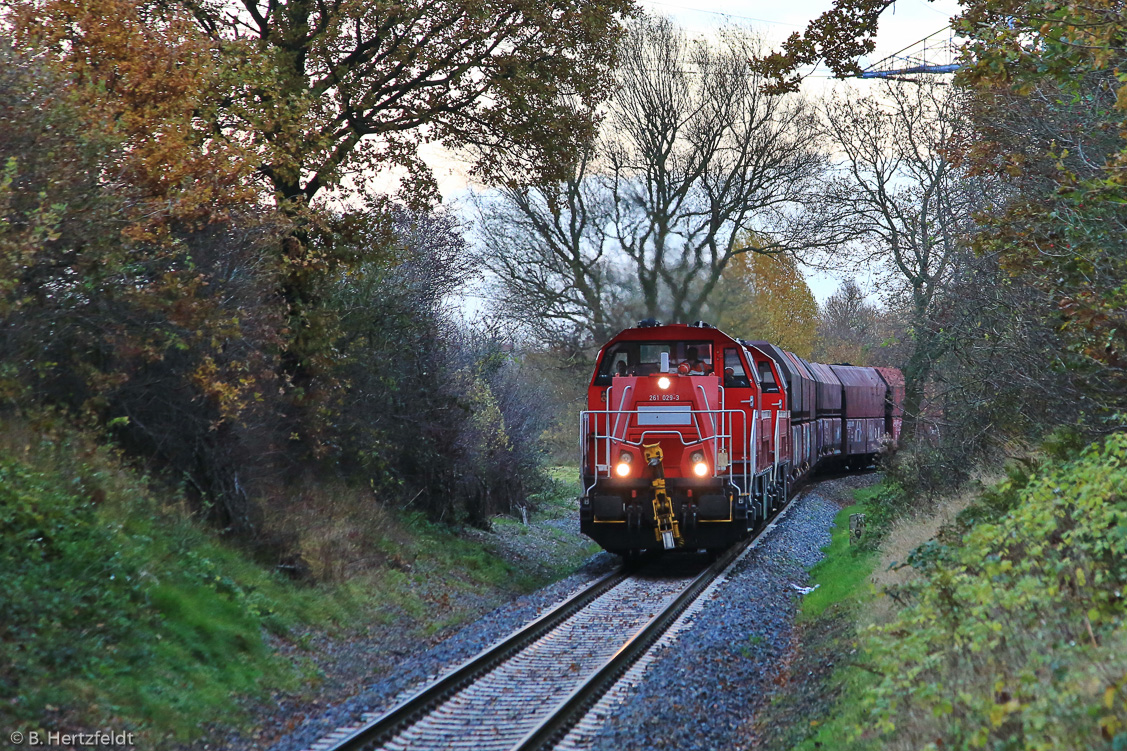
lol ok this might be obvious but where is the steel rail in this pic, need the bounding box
[315,498,789,751]
[320,568,627,751]
[512,537,751,751]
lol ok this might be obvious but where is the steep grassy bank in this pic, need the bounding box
[0,418,594,746]
[771,435,1127,751]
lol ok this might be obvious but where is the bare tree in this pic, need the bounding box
[815,279,887,365]
[475,16,831,348]
[474,142,632,347]
[818,79,992,437]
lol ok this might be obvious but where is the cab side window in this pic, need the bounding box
[723,348,750,388]
[757,362,780,392]
[594,345,633,385]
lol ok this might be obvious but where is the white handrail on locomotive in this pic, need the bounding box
[581,376,748,489]
[608,382,635,444]
[600,376,728,482]
[582,367,777,508]
[694,382,720,438]
[580,409,752,500]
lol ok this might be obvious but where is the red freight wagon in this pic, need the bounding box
[830,364,887,459]
[802,361,844,459]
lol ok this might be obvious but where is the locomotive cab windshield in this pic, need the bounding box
[593,341,715,385]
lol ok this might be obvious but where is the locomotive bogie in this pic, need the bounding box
[580,481,748,554]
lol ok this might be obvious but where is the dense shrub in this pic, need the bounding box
[1,42,556,550]
[0,41,289,539]
[323,208,555,527]
[887,250,1110,503]
[849,479,913,550]
[854,432,1127,750]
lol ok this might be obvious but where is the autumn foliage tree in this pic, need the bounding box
[181,0,634,202]
[173,0,636,400]
[2,0,602,539]
[7,0,262,228]
[709,246,818,357]
[1,6,286,534]
[956,7,1127,414]
[751,0,1127,426]
[10,0,637,451]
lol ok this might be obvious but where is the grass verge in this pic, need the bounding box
[780,485,886,751]
[0,420,594,746]
[799,497,879,622]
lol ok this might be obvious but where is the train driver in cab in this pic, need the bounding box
[678,346,713,375]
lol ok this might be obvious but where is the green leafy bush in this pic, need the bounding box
[0,457,146,708]
[855,432,1127,750]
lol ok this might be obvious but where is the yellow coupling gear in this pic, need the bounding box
[643,443,683,550]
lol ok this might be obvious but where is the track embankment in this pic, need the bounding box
[268,477,873,751]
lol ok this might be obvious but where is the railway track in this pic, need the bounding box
[303,510,790,751]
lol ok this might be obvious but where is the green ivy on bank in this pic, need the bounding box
[855,432,1127,750]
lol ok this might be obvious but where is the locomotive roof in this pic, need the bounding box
[602,322,741,346]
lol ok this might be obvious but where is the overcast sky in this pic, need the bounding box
[437,0,964,309]
[636,0,960,63]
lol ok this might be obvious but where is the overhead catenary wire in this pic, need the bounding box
[859,27,962,78]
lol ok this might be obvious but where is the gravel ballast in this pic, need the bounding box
[269,477,865,751]
[577,489,841,751]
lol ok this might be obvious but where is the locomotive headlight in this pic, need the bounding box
[619,451,633,464]
[615,461,632,477]
[657,376,671,390]
[693,461,709,477]
[690,450,704,464]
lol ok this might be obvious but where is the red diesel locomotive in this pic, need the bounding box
[579,320,905,556]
